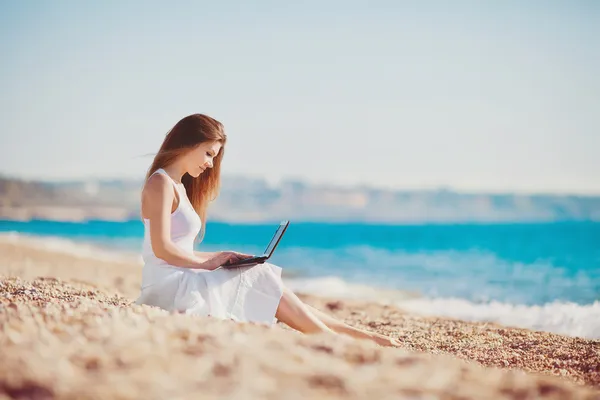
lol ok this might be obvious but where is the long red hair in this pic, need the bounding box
[145,114,227,240]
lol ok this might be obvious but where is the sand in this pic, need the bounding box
[1,238,599,399]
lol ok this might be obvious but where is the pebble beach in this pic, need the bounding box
[1,238,599,399]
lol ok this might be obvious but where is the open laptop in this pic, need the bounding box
[222,220,290,267]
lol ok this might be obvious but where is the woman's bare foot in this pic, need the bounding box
[370,333,402,347]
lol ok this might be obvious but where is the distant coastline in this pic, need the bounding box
[2,208,600,225]
[1,174,599,223]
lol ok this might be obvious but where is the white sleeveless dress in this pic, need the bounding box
[134,168,284,326]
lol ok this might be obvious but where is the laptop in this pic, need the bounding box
[221,220,290,267]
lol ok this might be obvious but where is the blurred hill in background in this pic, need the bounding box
[1,175,599,223]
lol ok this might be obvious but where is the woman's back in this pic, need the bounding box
[141,168,202,267]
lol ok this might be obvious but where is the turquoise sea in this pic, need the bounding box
[1,219,599,338]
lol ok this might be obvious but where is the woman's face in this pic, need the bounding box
[184,140,222,178]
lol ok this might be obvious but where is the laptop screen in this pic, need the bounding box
[262,223,287,257]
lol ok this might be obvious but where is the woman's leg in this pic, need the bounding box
[275,286,336,335]
[276,284,401,347]
[304,303,401,347]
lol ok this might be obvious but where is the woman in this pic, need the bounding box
[135,113,400,347]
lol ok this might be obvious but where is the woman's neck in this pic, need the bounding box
[161,164,185,184]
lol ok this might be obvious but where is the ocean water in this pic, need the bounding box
[1,219,599,339]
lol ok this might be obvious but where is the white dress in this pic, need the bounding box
[134,168,284,326]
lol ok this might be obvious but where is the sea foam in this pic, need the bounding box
[285,275,600,339]
[0,232,143,264]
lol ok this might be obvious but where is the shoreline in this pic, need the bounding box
[1,239,599,398]
[1,231,599,341]
[3,231,600,338]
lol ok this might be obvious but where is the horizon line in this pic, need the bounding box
[2,171,600,198]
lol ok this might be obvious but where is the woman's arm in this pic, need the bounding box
[195,250,255,262]
[193,251,218,262]
[142,174,236,270]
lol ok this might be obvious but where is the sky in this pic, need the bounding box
[1,0,599,194]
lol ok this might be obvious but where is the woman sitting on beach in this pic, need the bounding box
[135,113,400,347]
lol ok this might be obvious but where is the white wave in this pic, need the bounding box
[284,275,419,302]
[284,275,600,339]
[397,297,600,339]
[0,232,143,264]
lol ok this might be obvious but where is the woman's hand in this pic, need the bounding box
[228,251,254,260]
[205,251,253,270]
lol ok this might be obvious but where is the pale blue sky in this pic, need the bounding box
[1,1,599,194]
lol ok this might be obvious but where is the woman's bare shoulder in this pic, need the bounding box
[141,173,175,219]
[142,173,174,201]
